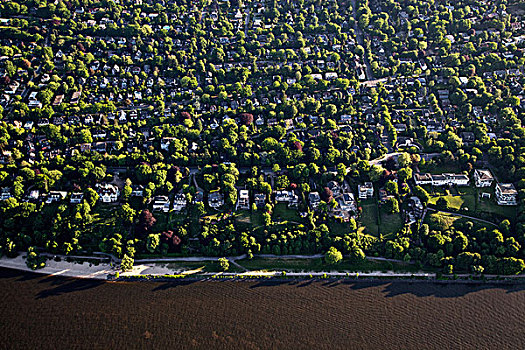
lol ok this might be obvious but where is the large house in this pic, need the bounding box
[495,183,518,206]
[70,192,84,204]
[238,189,250,210]
[338,193,357,212]
[96,183,120,203]
[414,173,469,186]
[358,182,374,199]
[473,169,494,188]
[45,191,68,204]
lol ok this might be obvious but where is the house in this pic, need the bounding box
[45,191,67,204]
[152,196,170,212]
[70,192,84,204]
[495,183,518,206]
[338,193,357,212]
[254,193,266,208]
[208,191,224,208]
[238,190,250,210]
[24,190,40,202]
[474,169,494,188]
[327,181,342,196]
[308,192,321,209]
[358,182,374,199]
[172,193,187,211]
[274,190,299,208]
[131,185,144,197]
[0,188,12,201]
[413,173,433,185]
[96,183,120,203]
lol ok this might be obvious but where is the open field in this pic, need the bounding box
[1,268,525,349]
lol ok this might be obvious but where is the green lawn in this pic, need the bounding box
[273,203,302,223]
[360,201,379,236]
[378,207,404,238]
[234,210,264,228]
[236,257,426,273]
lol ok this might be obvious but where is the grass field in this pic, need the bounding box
[273,203,302,223]
[360,201,379,235]
[236,257,424,273]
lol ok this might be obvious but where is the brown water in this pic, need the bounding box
[0,268,524,349]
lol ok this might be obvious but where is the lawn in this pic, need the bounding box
[428,187,476,211]
[378,207,404,238]
[234,210,264,228]
[360,201,379,236]
[236,257,426,273]
[273,203,302,223]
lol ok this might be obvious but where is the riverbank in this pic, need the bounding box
[3,255,525,284]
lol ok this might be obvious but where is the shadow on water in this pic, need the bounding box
[150,279,199,291]
[36,277,105,299]
[341,280,525,298]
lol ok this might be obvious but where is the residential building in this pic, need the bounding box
[413,173,469,186]
[172,193,187,212]
[46,191,68,204]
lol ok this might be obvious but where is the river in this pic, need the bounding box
[0,268,524,349]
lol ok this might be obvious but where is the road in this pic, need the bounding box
[351,0,374,80]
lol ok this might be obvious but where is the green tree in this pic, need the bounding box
[325,247,343,265]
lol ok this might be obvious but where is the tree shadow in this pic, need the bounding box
[343,280,525,298]
[36,276,105,299]
[150,279,199,291]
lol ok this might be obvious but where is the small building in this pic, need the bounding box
[495,183,518,206]
[274,190,299,208]
[358,182,374,199]
[473,169,494,188]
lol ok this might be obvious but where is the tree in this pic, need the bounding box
[385,197,400,214]
[146,233,160,253]
[137,210,156,234]
[218,257,229,271]
[325,247,342,265]
[436,197,449,210]
[121,254,134,271]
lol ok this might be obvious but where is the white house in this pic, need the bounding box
[238,190,250,210]
[473,169,494,188]
[46,191,67,204]
[274,190,299,208]
[495,183,518,206]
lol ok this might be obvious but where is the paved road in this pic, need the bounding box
[351,0,374,80]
